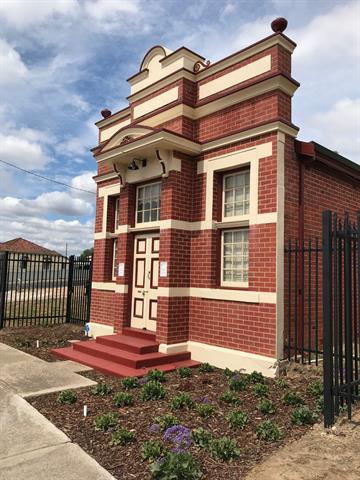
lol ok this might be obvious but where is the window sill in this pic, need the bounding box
[130,222,161,232]
[220,282,249,289]
[216,218,249,229]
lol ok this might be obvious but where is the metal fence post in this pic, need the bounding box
[0,251,9,329]
[66,255,74,323]
[323,210,334,427]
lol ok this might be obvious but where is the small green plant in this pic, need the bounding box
[282,392,305,406]
[155,413,179,431]
[275,377,289,389]
[308,380,323,397]
[146,369,167,383]
[229,375,248,391]
[258,398,276,415]
[191,427,212,448]
[111,427,135,445]
[140,380,166,401]
[196,403,216,418]
[113,391,134,407]
[177,367,192,378]
[94,412,118,431]
[224,367,235,378]
[219,389,240,405]
[291,406,319,426]
[170,392,194,410]
[150,451,203,479]
[141,439,166,461]
[199,362,215,373]
[226,409,248,429]
[57,390,77,404]
[248,371,265,384]
[256,420,281,442]
[91,383,113,396]
[122,377,139,390]
[315,396,324,413]
[208,437,240,461]
[252,383,269,398]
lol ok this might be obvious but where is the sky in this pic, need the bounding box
[0,0,359,255]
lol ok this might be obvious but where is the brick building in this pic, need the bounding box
[82,18,359,376]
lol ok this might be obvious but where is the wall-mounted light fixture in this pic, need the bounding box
[128,159,139,170]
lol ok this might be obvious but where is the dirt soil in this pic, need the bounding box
[28,367,324,480]
[0,323,89,361]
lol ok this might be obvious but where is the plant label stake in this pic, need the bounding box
[36,340,40,348]
[83,405,88,417]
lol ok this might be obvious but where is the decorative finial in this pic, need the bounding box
[271,17,288,33]
[101,108,112,118]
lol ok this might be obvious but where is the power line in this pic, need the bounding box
[0,158,96,195]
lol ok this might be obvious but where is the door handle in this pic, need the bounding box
[142,290,148,297]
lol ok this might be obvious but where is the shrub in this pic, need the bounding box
[252,383,269,398]
[199,362,215,373]
[57,390,77,404]
[208,437,240,461]
[219,390,240,405]
[282,392,305,406]
[229,374,248,392]
[275,378,289,389]
[308,380,323,397]
[94,412,118,431]
[191,427,212,448]
[248,371,265,384]
[291,406,319,426]
[122,377,139,390]
[177,367,192,378]
[113,391,134,407]
[155,413,179,431]
[170,393,194,410]
[111,427,135,445]
[150,451,203,480]
[258,398,276,415]
[196,403,216,418]
[226,409,248,429]
[315,396,324,413]
[256,420,281,442]
[140,381,166,401]
[141,439,166,461]
[147,369,167,383]
[91,383,113,396]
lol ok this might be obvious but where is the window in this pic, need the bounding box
[222,229,249,285]
[112,238,118,278]
[223,171,250,219]
[136,183,161,224]
[114,197,120,230]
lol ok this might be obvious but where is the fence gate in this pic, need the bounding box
[323,210,360,427]
[0,253,92,328]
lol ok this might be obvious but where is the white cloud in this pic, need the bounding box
[0,132,51,170]
[71,171,97,200]
[84,0,141,21]
[0,38,28,85]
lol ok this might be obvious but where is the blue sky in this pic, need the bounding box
[0,0,359,254]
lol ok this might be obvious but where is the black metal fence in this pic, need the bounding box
[323,211,360,426]
[0,252,92,328]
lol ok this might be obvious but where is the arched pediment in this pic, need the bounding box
[139,45,171,72]
[101,126,154,152]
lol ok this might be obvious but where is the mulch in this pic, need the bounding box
[28,366,322,480]
[0,323,89,361]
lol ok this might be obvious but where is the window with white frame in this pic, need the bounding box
[223,170,250,219]
[222,229,249,285]
[114,197,120,230]
[112,238,118,278]
[136,183,161,224]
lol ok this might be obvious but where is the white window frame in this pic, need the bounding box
[114,196,120,231]
[112,238,118,280]
[222,170,250,223]
[221,228,249,288]
[135,181,161,226]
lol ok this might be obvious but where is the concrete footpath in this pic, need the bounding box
[0,343,115,480]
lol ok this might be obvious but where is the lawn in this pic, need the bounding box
[28,364,324,479]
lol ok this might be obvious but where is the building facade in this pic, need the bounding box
[89,19,360,375]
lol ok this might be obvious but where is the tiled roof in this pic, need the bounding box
[0,238,61,256]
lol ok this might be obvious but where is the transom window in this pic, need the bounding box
[222,229,249,285]
[223,171,250,218]
[114,197,120,230]
[136,183,161,224]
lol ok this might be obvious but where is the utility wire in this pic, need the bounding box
[0,158,96,195]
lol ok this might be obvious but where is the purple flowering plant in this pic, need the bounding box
[163,425,192,449]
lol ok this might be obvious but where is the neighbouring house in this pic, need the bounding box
[54,18,360,377]
[0,238,61,257]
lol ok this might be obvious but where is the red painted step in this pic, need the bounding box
[96,334,159,354]
[122,327,156,342]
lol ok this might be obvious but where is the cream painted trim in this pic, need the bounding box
[92,282,128,294]
[98,184,121,198]
[94,172,118,184]
[100,118,131,142]
[199,55,271,99]
[157,287,276,304]
[158,342,188,354]
[133,87,179,119]
[88,322,114,339]
[275,132,285,360]
[94,232,118,240]
[96,109,131,128]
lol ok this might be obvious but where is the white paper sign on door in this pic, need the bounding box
[118,262,125,277]
[159,261,167,277]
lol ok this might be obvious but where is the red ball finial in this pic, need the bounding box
[101,108,112,118]
[271,17,288,33]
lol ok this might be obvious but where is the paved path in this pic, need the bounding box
[0,343,115,480]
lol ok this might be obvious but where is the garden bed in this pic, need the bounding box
[0,323,89,361]
[28,365,323,479]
